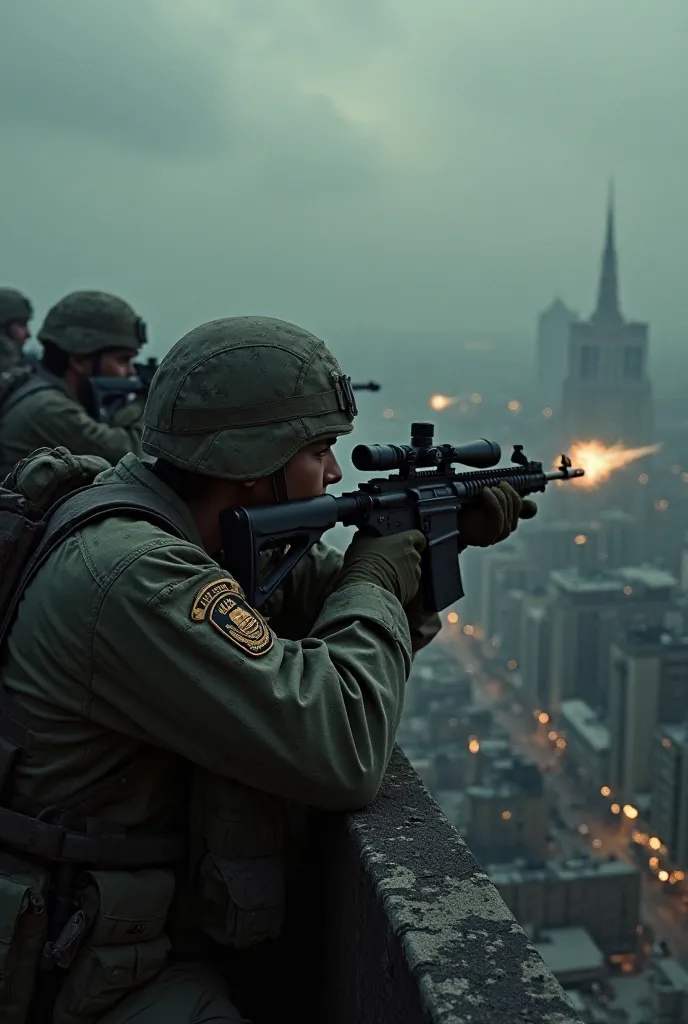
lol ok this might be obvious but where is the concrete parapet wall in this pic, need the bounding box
[309,747,582,1024]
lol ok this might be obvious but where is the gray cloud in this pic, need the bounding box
[0,0,686,358]
[0,0,233,156]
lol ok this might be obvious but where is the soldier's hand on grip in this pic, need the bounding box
[460,481,538,547]
[338,529,426,606]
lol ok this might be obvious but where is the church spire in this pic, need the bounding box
[592,180,623,325]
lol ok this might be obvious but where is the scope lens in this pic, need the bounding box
[352,443,407,472]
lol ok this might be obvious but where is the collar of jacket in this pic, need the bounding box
[95,451,205,549]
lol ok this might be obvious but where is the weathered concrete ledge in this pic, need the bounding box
[307,746,581,1024]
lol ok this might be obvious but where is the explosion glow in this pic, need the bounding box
[561,440,662,488]
[429,393,457,411]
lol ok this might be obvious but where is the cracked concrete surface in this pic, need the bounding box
[329,747,583,1024]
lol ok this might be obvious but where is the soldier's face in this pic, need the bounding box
[9,321,30,346]
[233,438,343,509]
[284,437,343,499]
[98,348,138,378]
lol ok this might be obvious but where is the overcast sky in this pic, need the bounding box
[1,0,686,362]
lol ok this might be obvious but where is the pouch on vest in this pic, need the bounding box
[53,868,174,1024]
[192,772,286,949]
[0,850,50,1024]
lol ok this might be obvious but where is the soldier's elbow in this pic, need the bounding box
[316,762,385,812]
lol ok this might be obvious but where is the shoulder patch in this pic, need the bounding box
[190,578,274,657]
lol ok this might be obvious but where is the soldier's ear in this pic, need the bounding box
[69,354,92,378]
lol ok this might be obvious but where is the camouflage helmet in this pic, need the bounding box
[142,316,356,480]
[0,288,32,326]
[37,290,147,355]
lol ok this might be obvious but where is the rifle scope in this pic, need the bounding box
[351,421,502,472]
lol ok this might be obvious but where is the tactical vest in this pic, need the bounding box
[0,481,287,1023]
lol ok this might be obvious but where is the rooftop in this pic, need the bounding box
[532,927,605,979]
[550,569,624,595]
[550,564,677,596]
[468,783,521,800]
[560,699,610,753]
[661,722,688,748]
[619,622,688,652]
[617,565,678,589]
[488,855,638,886]
[654,955,688,992]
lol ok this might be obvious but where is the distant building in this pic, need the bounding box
[609,625,688,802]
[559,699,610,796]
[519,596,551,712]
[547,565,677,714]
[478,545,533,651]
[478,515,639,680]
[535,297,579,407]
[489,856,641,957]
[465,758,547,863]
[561,185,653,448]
[650,723,688,869]
[520,512,637,582]
[531,926,605,989]
[650,956,688,1022]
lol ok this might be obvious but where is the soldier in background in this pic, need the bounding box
[0,287,33,372]
[0,289,147,477]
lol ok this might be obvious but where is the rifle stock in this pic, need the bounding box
[219,422,584,612]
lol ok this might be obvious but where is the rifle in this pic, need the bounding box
[220,421,584,613]
[89,358,160,422]
[351,381,381,392]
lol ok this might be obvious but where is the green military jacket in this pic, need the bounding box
[0,452,441,1018]
[0,367,143,478]
[4,452,423,822]
[0,332,19,374]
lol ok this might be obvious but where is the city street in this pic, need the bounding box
[440,628,688,966]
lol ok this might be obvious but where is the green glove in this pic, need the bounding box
[460,481,537,548]
[338,530,427,606]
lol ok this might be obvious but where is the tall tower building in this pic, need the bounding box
[561,186,653,447]
[535,297,579,408]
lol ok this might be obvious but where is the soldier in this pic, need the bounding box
[0,287,32,372]
[0,317,536,1022]
[0,289,146,477]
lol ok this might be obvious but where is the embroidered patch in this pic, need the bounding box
[190,578,274,657]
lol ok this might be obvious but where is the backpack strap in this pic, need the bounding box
[0,483,191,867]
[0,372,56,418]
[0,482,190,645]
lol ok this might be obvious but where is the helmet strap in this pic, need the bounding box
[271,467,290,503]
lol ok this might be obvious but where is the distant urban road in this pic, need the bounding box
[441,630,688,966]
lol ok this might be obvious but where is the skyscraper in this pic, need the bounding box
[561,186,653,448]
[535,297,579,408]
